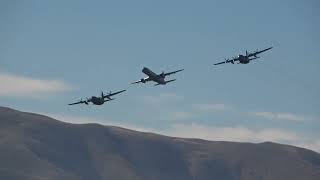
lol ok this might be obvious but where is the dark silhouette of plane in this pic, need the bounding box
[214,47,273,65]
[131,67,184,86]
[68,90,126,106]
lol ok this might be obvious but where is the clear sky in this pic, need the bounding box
[1,0,319,152]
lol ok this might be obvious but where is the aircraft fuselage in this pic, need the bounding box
[142,67,167,85]
[238,55,250,64]
[91,96,105,105]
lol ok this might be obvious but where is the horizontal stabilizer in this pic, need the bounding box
[154,79,176,86]
[165,79,176,84]
[155,79,176,86]
[104,98,115,102]
[249,57,260,61]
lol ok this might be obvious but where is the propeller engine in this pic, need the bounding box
[141,78,146,83]
[106,91,112,100]
[160,71,165,77]
[84,98,89,105]
[231,57,237,64]
[254,49,258,57]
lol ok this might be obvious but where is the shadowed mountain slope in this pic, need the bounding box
[0,107,319,180]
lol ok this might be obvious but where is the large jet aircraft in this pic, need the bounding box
[214,47,273,65]
[68,90,126,106]
[131,67,184,86]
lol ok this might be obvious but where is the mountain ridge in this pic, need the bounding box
[0,106,319,180]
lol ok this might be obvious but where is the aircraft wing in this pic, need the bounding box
[214,57,239,65]
[214,61,227,65]
[103,90,126,99]
[163,69,184,76]
[131,77,150,84]
[248,47,273,57]
[131,80,143,84]
[68,100,88,105]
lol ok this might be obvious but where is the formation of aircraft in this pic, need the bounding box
[131,67,184,86]
[68,90,126,106]
[69,46,273,106]
[214,47,273,65]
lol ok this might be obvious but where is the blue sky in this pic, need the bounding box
[1,0,319,151]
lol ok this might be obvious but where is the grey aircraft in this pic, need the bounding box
[68,89,126,106]
[131,67,184,86]
[214,47,273,65]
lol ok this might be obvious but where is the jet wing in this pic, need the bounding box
[248,47,273,57]
[103,90,126,99]
[163,69,184,76]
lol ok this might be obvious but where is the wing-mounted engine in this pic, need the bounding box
[141,78,146,83]
[160,71,165,77]
[84,98,89,105]
[253,49,259,57]
[231,57,237,64]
